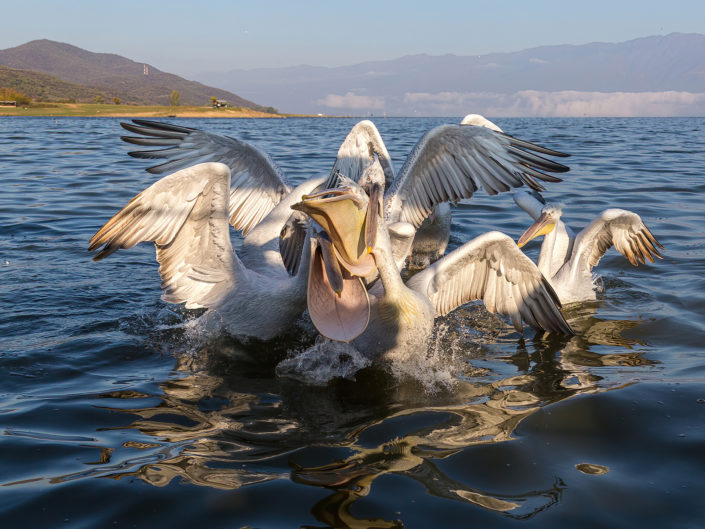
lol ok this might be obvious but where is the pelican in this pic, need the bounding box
[293,171,573,360]
[120,119,399,275]
[89,162,327,340]
[514,190,664,304]
[121,117,570,274]
[325,117,571,277]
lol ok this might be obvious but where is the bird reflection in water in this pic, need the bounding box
[75,307,656,527]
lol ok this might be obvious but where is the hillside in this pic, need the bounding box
[0,40,266,109]
[0,65,105,102]
[196,33,705,116]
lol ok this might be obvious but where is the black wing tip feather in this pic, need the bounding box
[502,132,571,158]
[507,145,571,174]
[130,119,197,133]
[538,275,576,336]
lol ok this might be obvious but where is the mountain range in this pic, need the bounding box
[1,34,704,116]
[0,39,265,109]
[196,33,705,116]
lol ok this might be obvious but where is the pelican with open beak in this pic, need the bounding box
[292,178,385,342]
[293,174,573,360]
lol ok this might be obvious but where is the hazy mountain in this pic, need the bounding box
[0,40,266,108]
[197,33,705,116]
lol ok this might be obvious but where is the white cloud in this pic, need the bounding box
[400,90,705,117]
[529,57,548,64]
[315,92,385,110]
[510,90,705,117]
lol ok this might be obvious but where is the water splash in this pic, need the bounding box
[276,337,371,385]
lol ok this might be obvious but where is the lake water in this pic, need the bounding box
[1,116,704,528]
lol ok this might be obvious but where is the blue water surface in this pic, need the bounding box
[1,116,704,528]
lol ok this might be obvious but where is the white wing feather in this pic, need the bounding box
[325,120,396,189]
[385,125,569,227]
[570,209,664,272]
[89,162,239,309]
[406,231,573,334]
[121,120,290,234]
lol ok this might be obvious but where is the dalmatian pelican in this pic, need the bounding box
[89,162,326,340]
[292,168,573,359]
[514,190,664,304]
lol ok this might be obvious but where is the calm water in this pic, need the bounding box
[1,116,704,528]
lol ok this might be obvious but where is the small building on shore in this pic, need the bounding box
[213,99,228,108]
[0,100,17,107]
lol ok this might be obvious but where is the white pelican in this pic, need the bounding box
[292,173,573,359]
[327,119,570,274]
[327,114,556,271]
[120,119,396,275]
[514,190,664,304]
[121,118,570,274]
[89,162,327,341]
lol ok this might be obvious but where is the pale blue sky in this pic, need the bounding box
[1,0,704,77]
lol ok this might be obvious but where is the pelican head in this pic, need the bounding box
[292,178,380,342]
[517,204,563,248]
[292,177,378,275]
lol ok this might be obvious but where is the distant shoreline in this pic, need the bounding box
[0,102,322,118]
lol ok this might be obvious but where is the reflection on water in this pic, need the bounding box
[1,116,702,528]
[18,308,654,527]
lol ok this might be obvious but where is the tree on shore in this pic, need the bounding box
[94,95,104,104]
[0,87,30,106]
[170,90,181,107]
[113,97,121,105]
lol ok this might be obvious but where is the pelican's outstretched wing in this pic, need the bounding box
[406,231,573,334]
[570,209,664,271]
[121,119,290,234]
[325,120,396,189]
[385,124,570,227]
[89,162,240,309]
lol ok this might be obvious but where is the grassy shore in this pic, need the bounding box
[0,103,288,118]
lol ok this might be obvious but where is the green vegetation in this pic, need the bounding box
[0,86,31,105]
[0,102,288,117]
[0,65,105,104]
[170,90,181,106]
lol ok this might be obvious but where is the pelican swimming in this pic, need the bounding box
[293,172,573,360]
[514,190,664,304]
[121,117,571,275]
[89,162,327,340]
